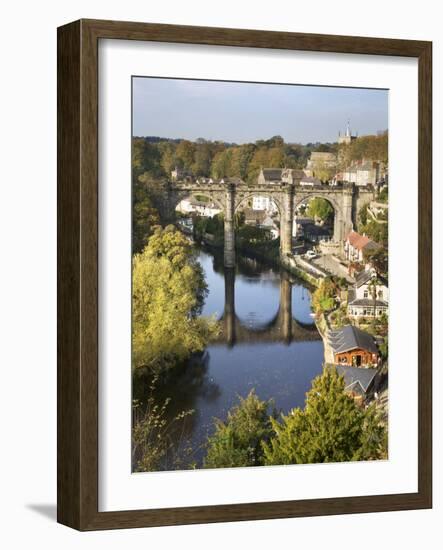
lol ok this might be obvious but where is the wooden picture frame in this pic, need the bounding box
[57,18,432,530]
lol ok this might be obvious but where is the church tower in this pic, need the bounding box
[338,120,357,144]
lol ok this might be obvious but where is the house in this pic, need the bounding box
[335,365,377,403]
[219,176,245,185]
[176,198,221,218]
[292,216,332,241]
[344,230,380,263]
[257,168,305,185]
[300,175,322,187]
[293,216,313,238]
[341,160,382,186]
[252,195,278,213]
[260,215,279,239]
[328,325,379,367]
[347,268,389,319]
[243,208,267,225]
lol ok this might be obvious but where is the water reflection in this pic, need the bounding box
[137,247,324,468]
[217,267,321,347]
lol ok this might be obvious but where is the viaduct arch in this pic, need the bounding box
[160,180,374,267]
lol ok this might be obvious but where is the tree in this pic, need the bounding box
[360,219,388,247]
[363,246,388,277]
[211,149,232,179]
[192,142,212,176]
[132,226,218,373]
[312,277,336,314]
[358,203,369,227]
[368,274,382,320]
[237,224,272,244]
[204,391,275,468]
[312,160,336,183]
[158,142,177,176]
[132,377,194,472]
[176,140,196,171]
[132,138,163,179]
[263,367,386,465]
[307,198,334,223]
[132,186,160,253]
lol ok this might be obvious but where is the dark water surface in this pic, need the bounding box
[137,247,324,468]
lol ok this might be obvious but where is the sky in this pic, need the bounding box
[132,77,388,144]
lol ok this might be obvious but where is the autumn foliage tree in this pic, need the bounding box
[132,226,218,373]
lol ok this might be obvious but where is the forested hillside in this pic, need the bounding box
[132,135,338,184]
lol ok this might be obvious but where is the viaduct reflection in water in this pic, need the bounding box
[139,247,325,469]
[215,267,321,347]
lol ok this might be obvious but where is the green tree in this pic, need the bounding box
[132,226,218,373]
[237,224,272,244]
[132,138,163,179]
[312,160,336,182]
[307,198,334,223]
[358,203,369,227]
[360,219,388,247]
[204,391,275,468]
[132,186,160,253]
[263,367,386,465]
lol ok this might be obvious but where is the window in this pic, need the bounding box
[363,290,369,298]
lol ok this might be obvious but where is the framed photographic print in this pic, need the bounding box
[57,19,432,530]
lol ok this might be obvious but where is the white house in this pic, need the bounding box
[342,161,382,186]
[347,268,389,319]
[300,176,322,187]
[252,195,278,213]
[344,230,380,263]
[176,198,221,218]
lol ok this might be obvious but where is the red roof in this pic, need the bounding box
[346,231,372,250]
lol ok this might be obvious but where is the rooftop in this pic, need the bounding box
[335,365,377,394]
[355,269,388,289]
[348,298,388,308]
[346,230,380,251]
[328,325,379,354]
[310,152,336,160]
[261,168,284,180]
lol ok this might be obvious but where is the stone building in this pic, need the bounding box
[305,152,337,178]
[341,160,382,186]
[257,167,305,185]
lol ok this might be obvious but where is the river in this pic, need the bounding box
[136,246,324,469]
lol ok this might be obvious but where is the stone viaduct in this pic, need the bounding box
[158,179,374,267]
